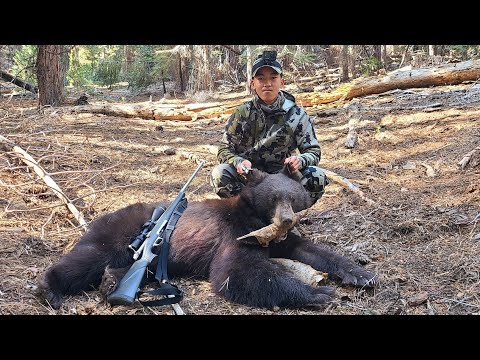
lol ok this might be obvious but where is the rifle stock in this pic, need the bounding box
[107,160,205,306]
[107,258,149,305]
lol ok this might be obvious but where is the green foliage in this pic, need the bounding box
[10,45,38,85]
[67,47,92,87]
[67,63,93,87]
[94,58,122,88]
[124,45,161,90]
[91,46,122,88]
[360,56,382,76]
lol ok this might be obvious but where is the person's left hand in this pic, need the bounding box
[284,156,300,172]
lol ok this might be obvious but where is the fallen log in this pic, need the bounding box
[295,83,353,107]
[345,59,480,100]
[0,69,38,94]
[72,103,197,121]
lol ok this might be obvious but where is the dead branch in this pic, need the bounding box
[237,209,309,246]
[457,146,480,169]
[0,69,38,94]
[0,135,88,232]
[322,168,375,205]
[345,102,361,149]
[271,258,328,286]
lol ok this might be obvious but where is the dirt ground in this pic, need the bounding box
[1,80,479,315]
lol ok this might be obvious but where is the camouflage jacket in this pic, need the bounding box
[217,90,321,173]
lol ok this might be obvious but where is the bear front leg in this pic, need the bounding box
[273,237,377,288]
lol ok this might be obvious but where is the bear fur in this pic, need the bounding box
[38,169,377,310]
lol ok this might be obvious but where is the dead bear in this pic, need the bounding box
[37,168,377,310]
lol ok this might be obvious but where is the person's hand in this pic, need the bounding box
[284,156,301,172]
[236,160,252,175]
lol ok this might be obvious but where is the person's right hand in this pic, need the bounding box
[236,160,252,175]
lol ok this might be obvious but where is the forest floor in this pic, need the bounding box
[1,79,480,316]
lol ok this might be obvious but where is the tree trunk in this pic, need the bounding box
[245,45,252,94]
[346,59,480,100]
[36,45,67,106]
[201,45,214,91]
[341,45,349,82]
[178,54,184,92]
[381,45,389,68]
[122,45,134,74]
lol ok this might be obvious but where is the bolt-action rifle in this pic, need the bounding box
[107,160,205,306]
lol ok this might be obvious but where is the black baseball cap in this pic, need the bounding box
[251,50,283,77]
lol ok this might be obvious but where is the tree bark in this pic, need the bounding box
[341,45,349,82]
[0,69,38,93]
[245,45,252,94]
[36,45,67,106]
[346,59,480,100]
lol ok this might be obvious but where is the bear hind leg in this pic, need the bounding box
[37,245,119,309]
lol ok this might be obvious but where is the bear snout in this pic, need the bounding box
[273,201,295,228]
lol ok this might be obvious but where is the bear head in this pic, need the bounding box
[240,167,314,228]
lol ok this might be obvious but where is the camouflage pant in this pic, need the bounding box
[210,164,328,202]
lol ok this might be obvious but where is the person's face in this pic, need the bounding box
[250,66,285,105]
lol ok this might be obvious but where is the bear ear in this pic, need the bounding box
[244,169,268,185]
[280,165,303,182]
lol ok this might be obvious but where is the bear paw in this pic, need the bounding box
[336,266,377,288]
[307,286,336,305]
[36,281,64,310]
[99,266,119,297]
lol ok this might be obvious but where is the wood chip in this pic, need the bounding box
[407,291,429,306]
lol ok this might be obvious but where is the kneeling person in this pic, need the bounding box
[210,49,328,202]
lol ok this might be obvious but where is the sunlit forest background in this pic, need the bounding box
[2,45,479,104]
